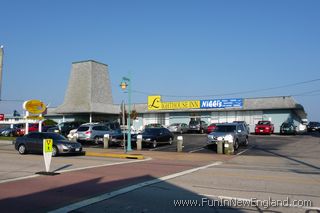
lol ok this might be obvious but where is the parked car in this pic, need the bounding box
[280,122,297,135]
[76,123,118,144]
[189,120,208,134]
[144,123,165,128]
[207,123,217,134]
[20,123,40,135]
[307,122,320,132]
[0,126,22,137]
[13,132,83,157]
[139,127,174,148]
[48,121,83,136]
[233,121,250,134]
[207,123,249,150]
[255,121,274,135]
[168,123,189,134]
[109,132,138,147]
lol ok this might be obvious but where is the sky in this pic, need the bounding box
[0,0,320,120]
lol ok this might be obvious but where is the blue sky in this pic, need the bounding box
[1,0,320,120]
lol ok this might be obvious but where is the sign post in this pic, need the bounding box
[43,139,53,172]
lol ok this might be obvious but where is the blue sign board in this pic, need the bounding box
[200,98,243,109]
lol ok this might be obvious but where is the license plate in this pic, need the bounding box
[260,130,263,132]
[75,148,80,151]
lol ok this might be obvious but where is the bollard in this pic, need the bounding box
[136,135,142,151]
[217,140,224,154]
[103,134,109,149]
[224,141,234,155]
[177,136,183,152]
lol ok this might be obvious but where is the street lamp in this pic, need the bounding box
[120,77,132,151]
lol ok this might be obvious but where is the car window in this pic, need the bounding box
[215,125,236,132]
[27,133,41,139]
[78,126,90,131]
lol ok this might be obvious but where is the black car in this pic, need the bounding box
[14,132,83,157]
[48,121,83,136]
[307,122,320,132]
[280,122,297,135]
[140,127,174,148]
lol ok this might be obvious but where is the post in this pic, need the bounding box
[122,101,126,152]
[25,111,29,135]
[177,136,183,152]
[103,134,109,149]
[217,140,224,154]
[224,141,234,155]
[127,76,132,151]
[136,134,142,150]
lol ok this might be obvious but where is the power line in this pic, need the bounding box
[132,78,320,98]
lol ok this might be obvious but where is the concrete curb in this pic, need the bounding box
[85,152,144,160]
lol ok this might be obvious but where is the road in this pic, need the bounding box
[0,133,319,212]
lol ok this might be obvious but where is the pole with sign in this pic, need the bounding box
[43,139,53,172]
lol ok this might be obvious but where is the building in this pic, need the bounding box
[45,60,307,133]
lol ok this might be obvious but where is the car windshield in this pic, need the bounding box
[214,125,236,132]
[189,121,199,125]
[143,128,161,134]
[258,121,270,125]
[43,133,67,140]
[282,123,292,128]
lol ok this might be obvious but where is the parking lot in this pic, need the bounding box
[0,132,319,212]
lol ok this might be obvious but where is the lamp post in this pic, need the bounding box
[120,77,132,151]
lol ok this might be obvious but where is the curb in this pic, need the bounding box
[85,152,144,160]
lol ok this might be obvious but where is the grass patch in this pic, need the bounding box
[0,136,16,141]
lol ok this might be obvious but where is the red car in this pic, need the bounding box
[207,123,217,133]
[20,123,40,135]
[255,121,274,135]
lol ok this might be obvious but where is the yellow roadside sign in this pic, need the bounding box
[44,139,53,153]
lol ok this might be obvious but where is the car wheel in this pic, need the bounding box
[151,140,157,148]
[234,140,239,150]
[244,137,249,146]
[168,138,173,145]
[18,144,27,154]
[94,137,100,145]
[52,146,58,157]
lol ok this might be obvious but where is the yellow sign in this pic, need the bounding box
[148,96,200,110]
[44,139,53,153]
[23,100,46,114]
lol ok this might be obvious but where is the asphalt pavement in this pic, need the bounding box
[0,133,319,213]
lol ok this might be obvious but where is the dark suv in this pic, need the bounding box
[189,120,208,134]
[307,122,320,132]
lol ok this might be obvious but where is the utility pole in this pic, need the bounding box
[0,45,4,101]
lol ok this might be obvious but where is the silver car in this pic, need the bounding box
[207,123,249,150]
[77,123,114,144]
[168,123,189,134]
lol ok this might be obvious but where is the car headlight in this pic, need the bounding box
[62,144,72,149]
[208,135,213,139]
[224,135,234,143]
[145,138,151,141]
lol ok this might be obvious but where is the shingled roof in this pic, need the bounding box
[55,60,118,114]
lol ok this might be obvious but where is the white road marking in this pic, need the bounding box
[236,148,250,156]
[0,157,151,184]
[49,161,224,213]
[189,147,205,153]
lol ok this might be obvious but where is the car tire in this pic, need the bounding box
[168,137,173,145]
[52,146,58,157]
[18,144,27,155]
[234,140,239,150]
[244,137,249,146]
[94,137,100,145]
[151,140,157,148]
